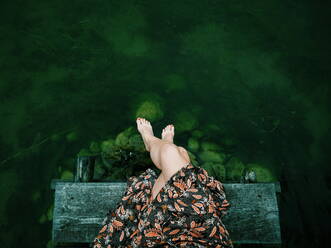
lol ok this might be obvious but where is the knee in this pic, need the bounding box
[160,143,180,156]
[177,146,190,161]
[177,146,186,153]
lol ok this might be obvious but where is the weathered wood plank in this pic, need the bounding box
[52,182,282,246]
[223,183,282,244]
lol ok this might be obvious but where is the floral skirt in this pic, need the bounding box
[91,163,234,248]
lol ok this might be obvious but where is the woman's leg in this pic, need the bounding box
[148,136,173,170]
[177,146,191,164]
[136,118,190,182]
[157,143,190,182]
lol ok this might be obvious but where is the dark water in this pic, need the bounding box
[0,0,330,247]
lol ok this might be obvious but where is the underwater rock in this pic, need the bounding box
[100,139,118,167]
[102,148,123,167]
[103,167,126,182]
[201,141,220,151]
[128,133,145,151]
[174,111,197,132]
[188,137,199,151]
[135,100,164,122]
[225,157,246,182]
[115,127,135,147]
[246,163,277,182]
[100,139,116,153]
[77,148,95,157]
[60,170,74,180]
[89,141,101,154]
[93,163,106,180]
[199,150,226,163]
[202,162,226,181]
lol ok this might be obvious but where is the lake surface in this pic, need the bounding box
[0,0,330,247]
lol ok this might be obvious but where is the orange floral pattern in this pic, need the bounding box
[91,163,233,247]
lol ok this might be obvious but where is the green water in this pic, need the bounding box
[0,0,330,247]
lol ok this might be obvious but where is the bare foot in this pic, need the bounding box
[136,117,155,151]
[161,124,174,143]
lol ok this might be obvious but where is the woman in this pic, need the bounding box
[91,118,233,248]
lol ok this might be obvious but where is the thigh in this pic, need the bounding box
[160,144,189,177]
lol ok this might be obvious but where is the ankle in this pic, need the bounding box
[145,135,159,150]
